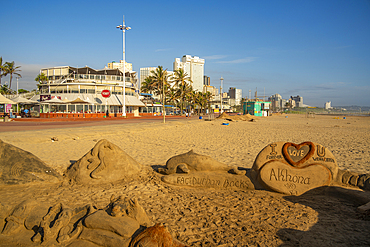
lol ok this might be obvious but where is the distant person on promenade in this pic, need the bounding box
[24,108,29,118]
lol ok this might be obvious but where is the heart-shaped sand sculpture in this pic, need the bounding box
[283,142,315,167]
[251,141,339,195]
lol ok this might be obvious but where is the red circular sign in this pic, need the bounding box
[101,90,111,98]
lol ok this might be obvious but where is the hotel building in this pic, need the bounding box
[173,55,205,92]
[35,65,144,117]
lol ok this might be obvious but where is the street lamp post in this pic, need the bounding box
[220,77,223,114]
[116,15,131,117]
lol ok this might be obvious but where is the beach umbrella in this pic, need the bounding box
[41,97,65,113]
[11,96,38,104]
[66,97,94,104]
[0,94,16,117]
[41,97,65,104]
[0,94,16,104]
[11,96,39,113]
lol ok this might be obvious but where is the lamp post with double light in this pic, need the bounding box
[116,15,131,117]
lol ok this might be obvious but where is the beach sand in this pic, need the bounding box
[0,114,369,246]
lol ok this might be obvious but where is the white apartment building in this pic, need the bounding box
[173,55,205,92]
[324,101,332,110]
[228,87,242,105]
[139,67,157,89]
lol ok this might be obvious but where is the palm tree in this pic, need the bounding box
[151,66,170,123]
[0,57,4,86]
[167,87,179,111]
[140,76,156,95]
[203,91,212,114]
[35,73,48,84]
[172,68,192,115]
[0,85,11,94]
[2,61,21,90]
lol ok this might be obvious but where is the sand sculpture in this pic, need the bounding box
[1,195,186,246]
[160,150,255,190]
[160,142,370,196]
[64,139,142,184]
[0,139,62,185]
[251,141,370,195]
[217,112,256,122]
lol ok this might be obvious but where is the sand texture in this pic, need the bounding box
[0,114,370,246]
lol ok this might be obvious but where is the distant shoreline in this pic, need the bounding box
[316,113,370,117]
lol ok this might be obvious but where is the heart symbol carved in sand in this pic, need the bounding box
[283,142,315,167]
[259,160,332,195]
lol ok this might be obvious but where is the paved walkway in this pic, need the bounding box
[0,115,201,132]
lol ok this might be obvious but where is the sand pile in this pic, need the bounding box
[217,112,256,121]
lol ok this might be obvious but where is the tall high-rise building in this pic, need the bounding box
[173,55,205,92]
[203,76,210,86]
[268,93,283,110]
[291,95,303,107]
[228,87,242,105]
[324,101,332,109]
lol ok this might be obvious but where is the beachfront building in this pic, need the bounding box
[243,101,271,116]
[173,55,205,92]
[324,101,332,110]
[139,67,157,91]
[291,95,304,107]
[107,60,133,72]
[268,93,284,111]
[228,87,242,106]
[35,65,144,118]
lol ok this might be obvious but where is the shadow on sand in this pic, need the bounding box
[277,186,370,246]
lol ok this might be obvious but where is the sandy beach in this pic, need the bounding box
[0,114,370,246]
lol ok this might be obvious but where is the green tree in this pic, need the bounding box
[167,87,179,111]
[151,66,170,123]
[2,61,21,90]
[35,73,48,84]
[0,57,4,86]
[172,68,192,115]
[140,76,155,95]
[0,84,11,94]
[18,89,29,94]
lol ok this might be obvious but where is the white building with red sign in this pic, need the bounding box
[34,65,145,117]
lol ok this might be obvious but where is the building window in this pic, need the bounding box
[87,89,95,94]
[90,75,95,79]
[80,89,87,93]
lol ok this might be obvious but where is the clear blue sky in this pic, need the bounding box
[1,0,370,107]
